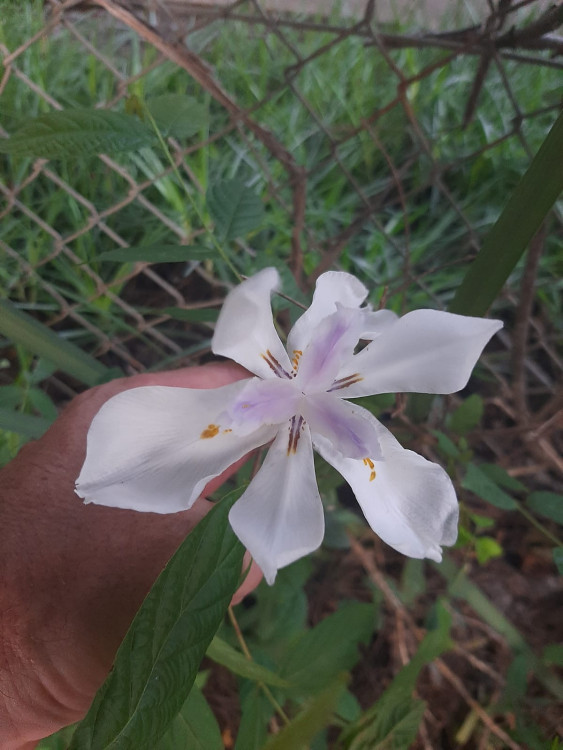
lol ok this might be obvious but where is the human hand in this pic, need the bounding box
[0,363,262,749]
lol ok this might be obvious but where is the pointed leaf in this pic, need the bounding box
[279,603,375,694]
[206,636,289,688]
[450,110,563,317]
[263,676,347,750]
[235,685,274,750]
[447,394,484,435]
[342,602,451,749]
[155,685,222,750]
[0,407,52,439]
[207,179,264,241]
[146,95,208,139]
[0,299,108,386]
[462,463,518,510]
[527,492,563,525]
[0,109,154,159]
[68,494,245,750]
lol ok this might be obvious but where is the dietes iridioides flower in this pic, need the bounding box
[76,269,502,583]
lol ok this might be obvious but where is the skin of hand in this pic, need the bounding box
[0,363,262,749]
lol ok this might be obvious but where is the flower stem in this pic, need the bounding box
[516,502,562,548]
[227,606,290,725]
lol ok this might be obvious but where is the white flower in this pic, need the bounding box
[76,268,502,583]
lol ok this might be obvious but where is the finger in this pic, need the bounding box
[231,555,263,605]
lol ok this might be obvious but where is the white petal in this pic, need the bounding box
[295,307,364,391]
[287,271,368,355]
[356,308,398,339]
[212,267,292,379]
[336,309,503,397]
[313,416,458,561]
[226,377,300,434]
[75,382,276,512]
[301,395,381,460]
[229,421,324,584]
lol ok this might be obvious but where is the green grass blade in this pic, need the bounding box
[450,110,563,317]
[97,244,219,262]
[435,555,563,700]
[0,299,108,386]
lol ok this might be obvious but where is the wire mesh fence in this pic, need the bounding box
[1,0,562,745]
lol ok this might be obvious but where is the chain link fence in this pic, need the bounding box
[1,0,562,743]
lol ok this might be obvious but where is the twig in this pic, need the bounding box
[348,535,523,750]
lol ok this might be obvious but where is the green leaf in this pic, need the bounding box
[342,601,451,749]
[527,492,563,525]
[146,94,208,139]
[542,644,563,667]
[469,512,495,529]
[347,699,426,750]
[207,179,265,241]
[235,685,274,750]
[0,299,108,386]
[154,685,222,750]
[36,725,77,749]
[279,603,375,694]
[450,109,563,317]
[206,636,290,688]
[0,108,154,159]
[0,407,52,439]
[431,429,461,459]
[436,555,563,699]
[69,495,245,750]
[474,536,503,565]
[263,676,347,750]
[462,463,518,510]
[479,463,527,493]
[97,244,218,263]
[447,394,483,435]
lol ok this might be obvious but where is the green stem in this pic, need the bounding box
[227,606,290,726]
[516,501,562,548]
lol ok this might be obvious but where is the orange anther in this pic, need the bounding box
[200,424,220,439]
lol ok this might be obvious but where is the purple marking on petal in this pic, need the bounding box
[228,377,300,431]
[302,393,381,460]
[296,307,361,392]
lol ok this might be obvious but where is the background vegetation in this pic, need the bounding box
[1,0,561,747]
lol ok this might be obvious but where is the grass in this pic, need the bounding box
[1,1,562,747]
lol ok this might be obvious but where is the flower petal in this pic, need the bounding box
[313,416,458,561]
[229,422,324,584]
[287,271,369,355]
[226,377,300,434]
[335,309,503,397]
[296,306,364,391]
[301,395,381,460]
[75,382,276,512]
[212,267,292,379]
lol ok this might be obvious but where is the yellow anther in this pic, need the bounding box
[200,424,220,439]
[223,429,232,434]
[369,471,376,482]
